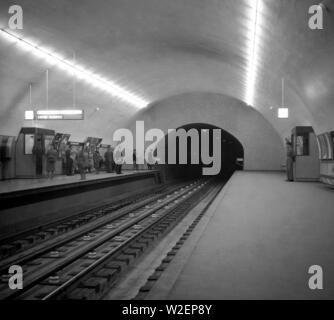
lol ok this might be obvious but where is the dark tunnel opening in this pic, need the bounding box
[157,123,244,181]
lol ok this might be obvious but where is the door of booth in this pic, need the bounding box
[291,126,319,181]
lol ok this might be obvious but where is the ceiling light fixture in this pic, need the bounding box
[0,28,148,109]
[278,108,289,119]
[244,0,264,107]
[277,78,289,119]
[24,110,34,120]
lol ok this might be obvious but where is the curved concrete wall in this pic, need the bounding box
[128,92,285,171]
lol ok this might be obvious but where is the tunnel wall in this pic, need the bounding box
[128,92,285,171]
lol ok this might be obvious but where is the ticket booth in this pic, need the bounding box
[15,127,55,178]
[291,126,319,181]
[0,135,16,180]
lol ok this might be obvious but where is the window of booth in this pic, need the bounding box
[318,133,334,160]
[24,134,35,155]
[296,133,309,156]
[324,133,333,160]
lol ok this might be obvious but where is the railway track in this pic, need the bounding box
[133,181,224,300]
[0,181,186,263]
[0,179,221,300]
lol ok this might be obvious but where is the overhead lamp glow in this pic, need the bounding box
[278,108,289,119]
[244,0,264,107]
[0,28,148,109]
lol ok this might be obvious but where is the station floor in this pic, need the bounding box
[144,171,334,300]
[0,170,140,194]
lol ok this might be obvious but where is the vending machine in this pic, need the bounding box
[291,126,319,181]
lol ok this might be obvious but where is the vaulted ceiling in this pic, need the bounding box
[0,0,333,142]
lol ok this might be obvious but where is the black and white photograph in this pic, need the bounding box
[0,0,333,312]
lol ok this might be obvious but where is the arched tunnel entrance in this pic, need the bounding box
[157,123,244,180]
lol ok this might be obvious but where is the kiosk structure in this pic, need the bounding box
[291,126,319,182]
[15,127,55,178]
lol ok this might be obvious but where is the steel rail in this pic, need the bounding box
[0,182,188,273]
[43,181,214,300]
[0,180,204,300]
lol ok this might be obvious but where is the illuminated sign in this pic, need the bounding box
[36,110,84,120]
[25,110,84,120]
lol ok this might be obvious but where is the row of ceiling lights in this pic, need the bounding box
[0,28,149,109]
[244,0,289,118]
[1,2,289,118]
[244,0,263,107]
